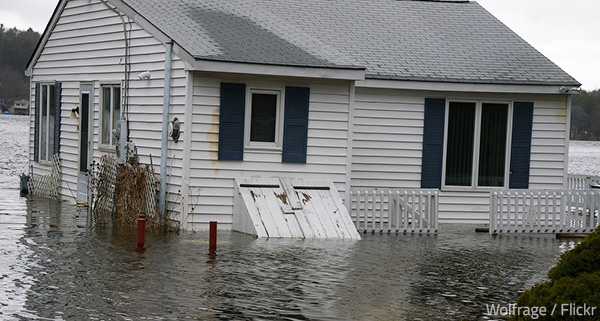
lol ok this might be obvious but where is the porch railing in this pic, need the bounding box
[489,189,600,234]
[348,189,439,234]
[568,174,600,190]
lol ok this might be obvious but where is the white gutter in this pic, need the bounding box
[159,41,173,217]
[357,79,581,95]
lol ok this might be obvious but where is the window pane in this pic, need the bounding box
[102,87,111,145]
[112,87,121,145]
[48,85,55,156]
[250,93,277,142]
[445,102,476,186]
[478,103,508,187]
[40,85,48,161]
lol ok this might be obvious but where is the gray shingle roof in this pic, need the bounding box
[122,0,580,86]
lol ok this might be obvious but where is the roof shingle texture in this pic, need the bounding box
[122,0,580,86]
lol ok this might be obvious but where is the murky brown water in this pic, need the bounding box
[0,115,586,320]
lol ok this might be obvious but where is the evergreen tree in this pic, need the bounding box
[0,24,41,111]
[571,90,600,141]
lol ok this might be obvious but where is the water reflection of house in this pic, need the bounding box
[12,100,29,115]
[25,0,580,231]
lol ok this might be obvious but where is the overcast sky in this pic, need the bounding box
[1,0,598,90]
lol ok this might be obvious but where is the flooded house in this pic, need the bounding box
[11,100,29,115]
[25,0,580,233]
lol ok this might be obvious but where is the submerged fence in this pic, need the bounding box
[567,174,600,190]
[489,189,600,234]
[349,189,439,234]
[29,154,61,199]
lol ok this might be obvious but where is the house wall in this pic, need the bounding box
[29,0,187,212]
[185,74,351,230]
[351,87,570,224]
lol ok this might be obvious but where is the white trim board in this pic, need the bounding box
[357,79,578,95]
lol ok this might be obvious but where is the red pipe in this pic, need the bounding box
[209,221,217,250]
[137,214,146,248]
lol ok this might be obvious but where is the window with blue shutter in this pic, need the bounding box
[421,98,446,188]
[509,101,534,189]
[218,83,246,161]
[282,86,310,163]
[34,82,62,162]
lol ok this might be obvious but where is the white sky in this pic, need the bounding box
[1,0,598,90]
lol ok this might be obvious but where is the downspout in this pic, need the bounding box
[159,41,174,217]
[564,94,573,188]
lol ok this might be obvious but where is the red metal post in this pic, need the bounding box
[209,221,217,250]
[137,214,146,248]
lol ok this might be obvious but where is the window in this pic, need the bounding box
[218,83,310,162]
[246,89,282,147]
[39,84,56,161]
[101,85,121,146]
[443,101,510,188]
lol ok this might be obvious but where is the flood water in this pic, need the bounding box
[0,114,595,320]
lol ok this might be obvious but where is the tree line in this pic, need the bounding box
[0,24,40,111]
[571,89,600,141]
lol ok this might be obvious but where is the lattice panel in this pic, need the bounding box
[29,154,60,199]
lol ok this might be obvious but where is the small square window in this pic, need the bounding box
[250,93,277,142]
[245,88,282,148]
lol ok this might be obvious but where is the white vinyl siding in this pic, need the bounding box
[185,75,351,229]
[29,0,187,206]
[352,87,570,223]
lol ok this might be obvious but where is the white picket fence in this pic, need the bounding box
[489,189,600,234]
[568,174,600,190]
[348,189,439,234]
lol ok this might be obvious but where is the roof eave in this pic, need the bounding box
[190,59,366,81]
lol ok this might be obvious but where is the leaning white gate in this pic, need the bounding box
[348,189,439,234]
[489,190,600,234]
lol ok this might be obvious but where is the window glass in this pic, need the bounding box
[478,103,508,187]
[48,85,55,156]
[250,93,277,142]
[445,102,476,186]
[113,87,121,142]
[102,86,121,145]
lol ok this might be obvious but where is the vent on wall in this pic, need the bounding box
[233,177,361,239]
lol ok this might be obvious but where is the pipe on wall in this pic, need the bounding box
[159,41,174,217]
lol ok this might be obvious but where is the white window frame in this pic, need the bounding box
[99,83,122,149]
[244,86,285,150]
[441,99,513,190]
[38,82,56,163]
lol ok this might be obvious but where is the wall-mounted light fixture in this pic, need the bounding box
[138,71,151,80]
[70,106,79,119]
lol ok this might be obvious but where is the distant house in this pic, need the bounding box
[26,0,580,230]
[12,100,29,115]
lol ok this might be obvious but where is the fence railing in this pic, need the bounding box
[567,174,600,190]
[348,189,439,234]
[490,189,600,234]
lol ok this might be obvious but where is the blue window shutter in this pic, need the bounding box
[509,101,534,189]
[34,83,40,162]
[53,83,62,156]
[282,86,310,163]
[218,83,246,160]
[421,98,446,188]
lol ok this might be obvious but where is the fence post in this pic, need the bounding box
[137,214,146,248]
